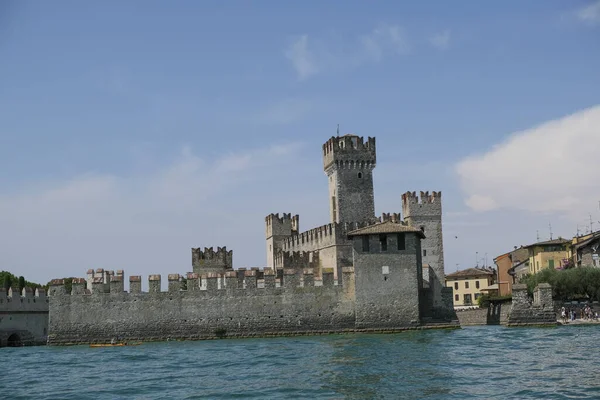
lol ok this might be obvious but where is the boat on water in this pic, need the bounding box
[89,342,142,348]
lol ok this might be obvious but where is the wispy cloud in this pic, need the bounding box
[284,35,319,80]
[429,30,451,50]
[0,142,304,284]
[455,104,600,220]
[359,23,410,62]
[284,23,410,80]
[576,0,600,25]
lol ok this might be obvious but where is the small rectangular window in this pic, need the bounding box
[379,234,387,251]
[465,281,469,289]
[455,294,459,301]
[475,281,480,289]
[454,282,458,290]
[397,234,405,250]
[423,249,427,257]
[362,236,370,252]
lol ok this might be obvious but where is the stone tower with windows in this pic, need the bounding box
[402,191,447,315]
[322,135,377,224]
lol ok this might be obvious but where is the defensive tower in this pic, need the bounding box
[265,213,299,268]
[323,135,376,224]
[402,191,445,310]
[192,247,233,275]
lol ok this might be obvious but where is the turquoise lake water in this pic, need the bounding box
[2,325,600,399]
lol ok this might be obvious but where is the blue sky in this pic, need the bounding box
[1,1,599,284]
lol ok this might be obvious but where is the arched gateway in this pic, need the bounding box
[7,333,22,347]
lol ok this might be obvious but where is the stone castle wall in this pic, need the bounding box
[402,191,444,310]
[48,269,359,344]
[0,287,49,347]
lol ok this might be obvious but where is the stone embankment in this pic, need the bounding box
[455,303,510,326]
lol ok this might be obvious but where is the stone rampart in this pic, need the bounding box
[48,269,357,344]
[0,287,49,347]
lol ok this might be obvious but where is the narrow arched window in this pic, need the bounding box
[357,172,363,179]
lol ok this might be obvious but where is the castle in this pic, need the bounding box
[46,134,457,345]
[0,287,48,347]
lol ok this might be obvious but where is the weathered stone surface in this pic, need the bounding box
[0,288,49,347]
[507,284,557,326]
[48,283,356,344]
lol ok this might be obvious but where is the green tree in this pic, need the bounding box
[521,267,600,302]
[18,276,26,290]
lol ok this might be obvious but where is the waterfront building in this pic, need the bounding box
[445,267,496,309]
[524,238,572,274]
[571,230,600,268]
[493,247,529,295]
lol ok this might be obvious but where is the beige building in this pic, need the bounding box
[524,238,571,274]
[445,267,495,308]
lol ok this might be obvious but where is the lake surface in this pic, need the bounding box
[2,325,600,399]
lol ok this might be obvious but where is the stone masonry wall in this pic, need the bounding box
[352,233,422,328]
[0,287,49,347]
[455,303,511,326]
[48,270,357,344]
[507,283,556,326]
[402,191,444,311]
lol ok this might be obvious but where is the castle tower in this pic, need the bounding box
[323,135,376,224]
[192,247,233,275]
[265,213,299,268]
[348,221,425,328]
[402,191,445,309]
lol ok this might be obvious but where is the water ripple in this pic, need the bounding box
[2,326,600,398]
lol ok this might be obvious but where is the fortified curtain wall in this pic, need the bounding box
[47,268,356,345]
[279,214,401,278]
[0,287,49,347]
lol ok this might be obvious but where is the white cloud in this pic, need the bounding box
[576,0,600,25]
[0,142,304,285]
[284,35,318,80]
[284,23,410,79]
[429,30,451,50]
[455,104,600,219]
[360,24,410,62]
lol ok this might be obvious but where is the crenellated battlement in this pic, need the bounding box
[379,213,401,223]
[48,267,353,297]
[281,219,382,251]
[192,246,233,274]
[265,213,300,238]
[323,135,376,171]
[401,191,442,218]
[274,250,320,273]
[0,287,48,311]
[192,246,232,261]
[401,191,442,205]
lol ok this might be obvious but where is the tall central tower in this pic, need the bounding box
[323,135,376,224]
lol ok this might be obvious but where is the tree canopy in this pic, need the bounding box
[520,267,600,302]
[0,271,44,291]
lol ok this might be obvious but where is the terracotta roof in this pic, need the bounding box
[347,221,425,238]
[522,238,570,249]
[446,267,495,279]
[572,232,600,250]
